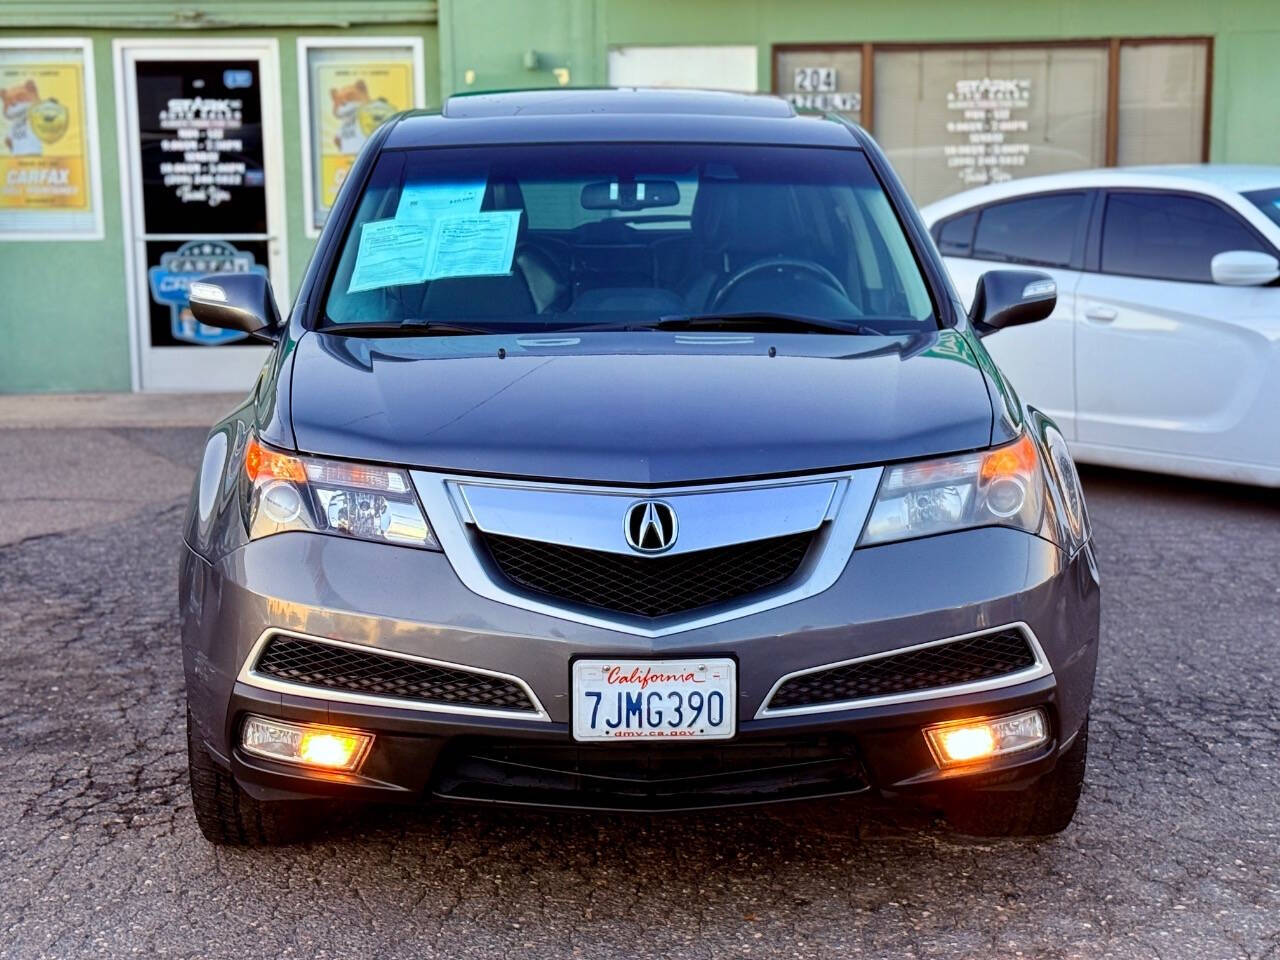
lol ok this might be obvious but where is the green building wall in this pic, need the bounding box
[3,0,1280,392]
[441,0,1280,169]
[0,18,439,393]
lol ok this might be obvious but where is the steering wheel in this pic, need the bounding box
[709,256,849,313]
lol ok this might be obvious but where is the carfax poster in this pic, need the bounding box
[309,49,415,227]
[0,51,91,220]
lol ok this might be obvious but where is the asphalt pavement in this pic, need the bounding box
[1,415,1277,959]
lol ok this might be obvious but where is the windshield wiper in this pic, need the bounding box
[315,320,498,337]
[649,312,873,335]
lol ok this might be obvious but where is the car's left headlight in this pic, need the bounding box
[859,433,1045,547]
[241,434,437,549]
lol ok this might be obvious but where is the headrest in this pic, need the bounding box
[691,179,803,256]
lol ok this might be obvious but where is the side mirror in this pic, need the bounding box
[187,273,282,343]
[969,269,1057,337]
[1210,250,1279,287]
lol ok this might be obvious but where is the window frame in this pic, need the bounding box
[1085,187,1279,283]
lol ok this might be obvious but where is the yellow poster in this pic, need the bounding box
[0,58,89,212]
[311,53,414,224]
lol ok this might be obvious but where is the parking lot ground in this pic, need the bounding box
[1,420,1278,959]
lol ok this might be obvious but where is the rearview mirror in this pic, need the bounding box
[969,269,1057,337]
[187,273,282,343]
[581,179,680,211]
[1210,250,1279,287]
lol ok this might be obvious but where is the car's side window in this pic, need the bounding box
[971,192,1088,269]
[934,210,977,256]
[1100,191,1267,283]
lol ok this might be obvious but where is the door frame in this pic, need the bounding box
[112,37,290,392]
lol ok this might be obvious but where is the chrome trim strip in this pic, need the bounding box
[457,478,836,557]
[236,628,551,722]
[753,622,1053,719]
[411,468,884,638]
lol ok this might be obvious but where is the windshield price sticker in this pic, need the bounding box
[572,658,736,742]
[425,209,519,279]
[348,209,520,292]
[347,219,430,293]
[395,178,486,225]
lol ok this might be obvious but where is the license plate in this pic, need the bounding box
[571,658,736,742]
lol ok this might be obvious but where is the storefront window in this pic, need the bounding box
[0,39,102,240]
[874,45,1107,205]
[1117,41,1208,166]
[300,39,424,235]
[775,39,1211,205]
[774,47,862,122]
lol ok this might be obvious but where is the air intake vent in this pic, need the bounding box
[766,629,1038,711]
[253,635,538,713]
[480,531,813,619]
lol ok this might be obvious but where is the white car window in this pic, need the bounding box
[1100,192,1269,283]
[972,193,1088,268]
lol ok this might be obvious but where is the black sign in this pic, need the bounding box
[133,60,267,235]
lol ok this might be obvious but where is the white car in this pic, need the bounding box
[921,166,1280,487]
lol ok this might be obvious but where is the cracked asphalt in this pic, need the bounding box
[2,424,1278,959]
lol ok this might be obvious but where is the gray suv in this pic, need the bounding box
[181,89,1098,844]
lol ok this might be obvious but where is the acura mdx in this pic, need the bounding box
[180,89,1099,844]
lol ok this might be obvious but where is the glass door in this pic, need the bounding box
[116,40,289,391]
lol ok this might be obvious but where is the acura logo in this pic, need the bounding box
[624,500,678,553]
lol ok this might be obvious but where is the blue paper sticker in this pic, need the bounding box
[396,179,487,226]
[347,219,432,293]
[425,210,522,280]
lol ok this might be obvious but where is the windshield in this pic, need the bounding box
[322,143,937,334]
[1244,188,1280,230]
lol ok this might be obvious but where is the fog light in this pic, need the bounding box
[241,716,373,772]
[924,708,1048,769]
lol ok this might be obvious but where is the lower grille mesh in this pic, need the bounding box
[433,736,868,811]
[767,629,1038,710]
[253,635,537,713]
[481,531,814,618]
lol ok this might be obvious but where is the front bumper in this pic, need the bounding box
[181,525,1099,811]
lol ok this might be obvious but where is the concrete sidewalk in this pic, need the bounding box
[0,391,243,429]
[0,393,231,545]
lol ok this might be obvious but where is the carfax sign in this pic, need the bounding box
[0,44,98,236]
[147,239,268,346]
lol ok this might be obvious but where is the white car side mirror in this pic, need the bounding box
[1210,250,1280,287]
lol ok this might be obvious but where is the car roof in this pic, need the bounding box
[383,87,861,149]
[1121,164,1280,192]
[919,164,1280,220]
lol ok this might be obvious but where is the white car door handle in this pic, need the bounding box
[1083,305,1118,322]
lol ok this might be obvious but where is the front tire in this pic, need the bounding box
[945,717,1088,838]
[186,707,329,846]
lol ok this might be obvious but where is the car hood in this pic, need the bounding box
[289,329,995,485]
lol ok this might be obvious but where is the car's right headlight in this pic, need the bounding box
[240,435,437,549]
[859,433,1045,547]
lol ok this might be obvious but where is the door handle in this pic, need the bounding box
[1083,305,1117,322]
